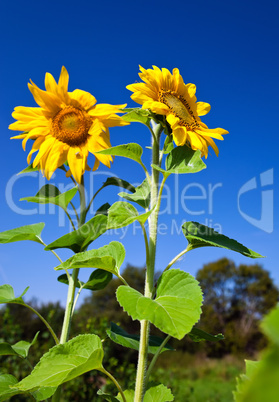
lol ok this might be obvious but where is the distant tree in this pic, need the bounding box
[196,258,279,355]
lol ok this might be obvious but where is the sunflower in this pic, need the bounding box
[9,66,129,183]
[126,66,228,157]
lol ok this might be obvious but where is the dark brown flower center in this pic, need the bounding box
[159,90,199,129]
[52,106,92,146]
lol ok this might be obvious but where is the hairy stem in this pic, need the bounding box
[134,122,163,402]
[52,179,87,402]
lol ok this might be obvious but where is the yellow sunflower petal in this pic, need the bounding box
[33,136,56,167]
[67,147,85,184]
[45,73,58,95]
[93,158,100,171]
[43,141,68,179]
[89,104,127,117]
[142,101,169,115]
[172,127,187,146]
[69,89,97,110]
[196,102,211,116]
[102,115,130,127]
[57,66,69,99]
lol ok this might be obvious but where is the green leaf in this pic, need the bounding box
[121,108,152,126]
[12,332,39,359]
[182,221,264,258]
[99,177,136,193]
[117,269,203,340]
[0,284,29,305]
[0,223,45,245]
[118,179,150,209]
[97,390,120,402]
[0,374,20,401]
[107,201,152,229]
[96,143,143,164]
[12,334,104,391]
[234,306,279,402]
[95,203,111,216]
[0,332,39,359]
[106,323,173,354]
[107,385,174,402]
[45,214,107,253]
[55,241,125,278]
[32,386,57,401]
[261,305,279,345]
[162,135,174,154]
[144,384,174,402]
[165,145,206,174]
[21,185,77,212]
[188,327,224,342]
[58,269,112,291]
[18,163,39,174]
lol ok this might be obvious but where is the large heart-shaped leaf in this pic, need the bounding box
[55,241,125,278]
[45,214,107,253]
[117,269,203,339]
[58,269,112,291]
[107,202,152,229]
[12,334,103,391]
[106,323,173,354]
[118,179,150,209]
[182,221,264,258]
[21,185,77,212]
[0,284,29,305]
[0,223,45,245]
[96,143,143,164]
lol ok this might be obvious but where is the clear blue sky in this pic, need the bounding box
[0,0,278,306]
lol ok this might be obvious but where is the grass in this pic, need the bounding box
[149,353,244,401]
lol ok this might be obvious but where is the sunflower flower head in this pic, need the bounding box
[10,66,129,183]
[126,65,228,157]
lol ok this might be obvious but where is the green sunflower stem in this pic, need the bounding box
[52,178,87,402]
[134,122,162,402]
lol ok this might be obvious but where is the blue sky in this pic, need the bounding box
[0,0,278,306]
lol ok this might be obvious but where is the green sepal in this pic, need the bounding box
[57,269,113,291]
[188,327,224,342]
[0,223,45,245]
[117,269,203,340]
[21,185,77,212]
[55,241,125,278]
[45,214,107,253]
[182,221,264,258]
[106,322,174,354]
[18,163,39,174]
[118,179,150,209]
